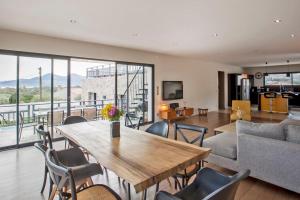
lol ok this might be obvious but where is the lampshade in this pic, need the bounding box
[160,104,169,111]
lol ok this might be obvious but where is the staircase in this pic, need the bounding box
[120,65,148,121]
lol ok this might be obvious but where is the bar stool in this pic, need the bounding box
[264,92,277,113]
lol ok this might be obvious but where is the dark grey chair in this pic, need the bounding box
[155,168,250,200]
[144,120,169,193]
[64,116,87,125]
[124,113,143,130]
[45,149,121,200]
[34,125,103,198]
[145,120,169,138]
[63,116,87,149]
[174,122,208,188]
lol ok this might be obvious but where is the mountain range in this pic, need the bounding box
[0,73,84,88]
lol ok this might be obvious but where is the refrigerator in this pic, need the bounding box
[241,78,251,100]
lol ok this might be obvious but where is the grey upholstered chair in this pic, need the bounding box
[174,122,208,188]
[34,125,103,198]
[45,149,120,200]
[155,168,250,200]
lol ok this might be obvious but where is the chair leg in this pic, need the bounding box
[167,177,172,186]
[143,189,147,200]
[40,166,48,193]
[127,183,131,200]
[49,184,57,200]
[49,179,53,199]
[155,182,160,192]
[181,177,185,188]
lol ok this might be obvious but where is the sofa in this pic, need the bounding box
[203,119,300,193]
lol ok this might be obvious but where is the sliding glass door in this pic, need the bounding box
[0,50,154,150]
[0,54,17,148]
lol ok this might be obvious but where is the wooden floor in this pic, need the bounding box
[0,111,299,200]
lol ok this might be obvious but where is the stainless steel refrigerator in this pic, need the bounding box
[241,78,251,100]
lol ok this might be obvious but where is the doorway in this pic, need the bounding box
[218,71,225,109]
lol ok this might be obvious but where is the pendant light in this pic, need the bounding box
[286,60,290,77]
[264,61,268,76]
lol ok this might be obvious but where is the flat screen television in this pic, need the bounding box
[162,81,183,100]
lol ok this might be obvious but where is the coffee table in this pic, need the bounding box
[214,122,236,135]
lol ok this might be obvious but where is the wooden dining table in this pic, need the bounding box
[56,120,210,198]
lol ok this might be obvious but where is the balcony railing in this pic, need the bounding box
[0,99,119,127]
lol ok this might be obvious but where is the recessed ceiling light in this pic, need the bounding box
[273,19,282,23]
[213,33,219,37]
[70,19,77,24]
[291,34,295,38]
[132,33,139,37]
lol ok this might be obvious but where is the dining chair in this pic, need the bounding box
[64,116,87,125]
[155,167,250,200]
[34,125,103,198]
[145,120,169,138]
[145,120,169,193]
[63,116,89,157]
[47,110,64,131]
[45,149,120,200]
[83,107,97,121]
[124,113,143,130]
[174,122,208,189]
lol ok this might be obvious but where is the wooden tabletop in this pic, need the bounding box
[56,120,210,193]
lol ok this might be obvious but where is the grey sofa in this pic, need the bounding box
[203,119,300,193]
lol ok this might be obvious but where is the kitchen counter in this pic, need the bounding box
[258,92,289,113]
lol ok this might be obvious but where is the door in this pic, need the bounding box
[218,71,225,109]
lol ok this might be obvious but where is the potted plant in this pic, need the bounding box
[101,104,123,138]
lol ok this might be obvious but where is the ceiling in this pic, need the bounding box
[0,0,299,67]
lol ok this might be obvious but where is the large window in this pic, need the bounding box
[0,50,154,150]
[264,73,300,86]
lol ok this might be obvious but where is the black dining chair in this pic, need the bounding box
[64,116,87,125]
[155,167,250,200]
[144,120,169,193]
[63,116,88,149]
[45,149,121,200]
[34,125,103,198]
[124,113,143,130]
[145,120,169,138]
[174,122,208,189]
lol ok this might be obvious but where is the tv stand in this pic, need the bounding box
[159,107,194,122]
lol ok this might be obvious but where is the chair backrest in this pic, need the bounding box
[204,169,250,200]
[45,149,77,200]
[145,121,169,138]
[124,113,143,130]
[70,109,82,117]
[36,124,53,149]
[174,123,207,147]
[63,116,87,125]
[47,110,64,126]
[83,107,97,121]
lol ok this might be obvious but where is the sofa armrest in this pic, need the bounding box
[238,133,300,193]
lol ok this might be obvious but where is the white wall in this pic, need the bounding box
[0,29,242,119]
[244,64,300,87]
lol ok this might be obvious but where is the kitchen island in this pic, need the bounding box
[259,92,289,113]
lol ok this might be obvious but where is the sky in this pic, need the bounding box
[0,54,115,81]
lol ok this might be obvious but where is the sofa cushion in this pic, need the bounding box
[237,120,285,140]
[203,132,237,160]
[287,125,300,144]
[279,118,300,138]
